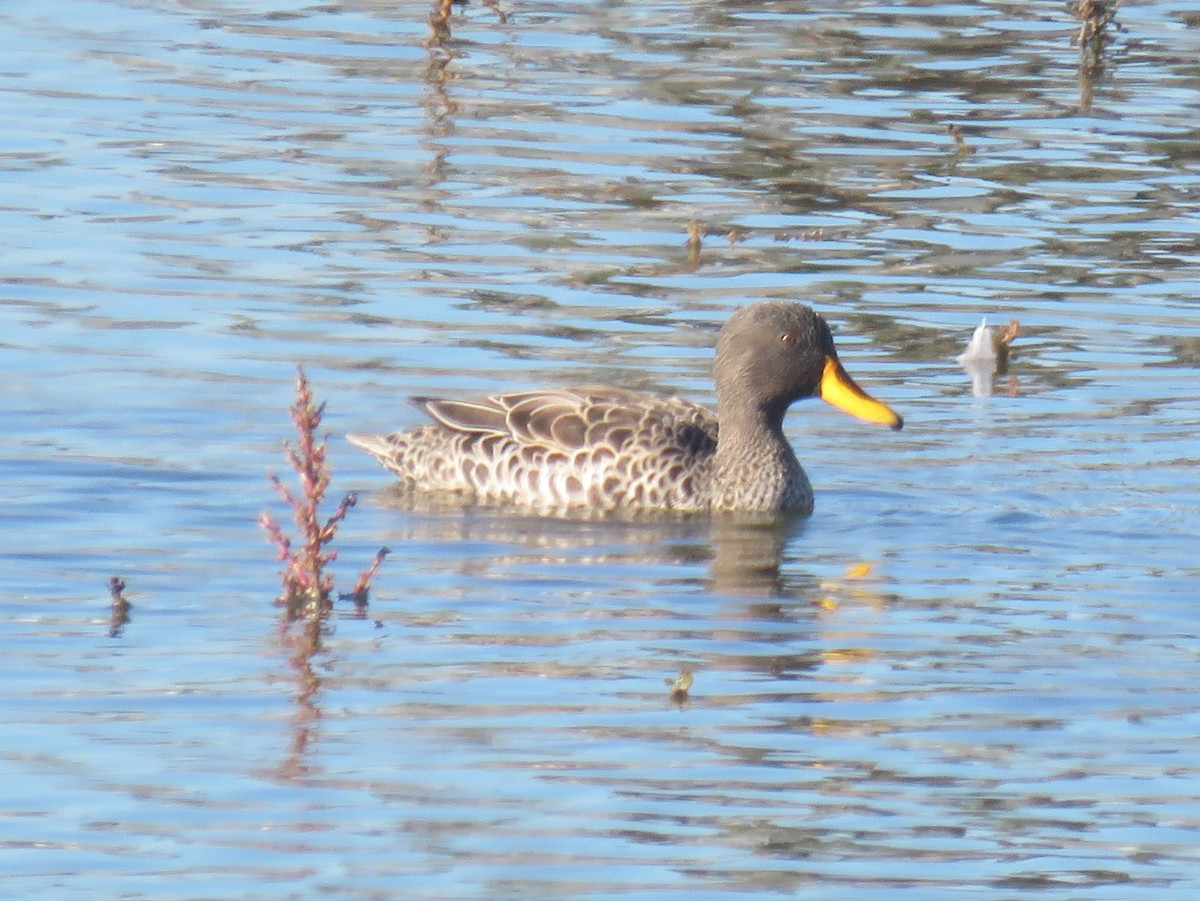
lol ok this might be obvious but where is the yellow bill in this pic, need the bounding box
[819,357,903,430]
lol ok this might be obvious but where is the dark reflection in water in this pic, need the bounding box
[367,489,830,599]
[708,514,800,597]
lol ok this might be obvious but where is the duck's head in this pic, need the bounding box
[714,301,903,430]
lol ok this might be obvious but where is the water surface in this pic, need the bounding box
[3,1,1200,897]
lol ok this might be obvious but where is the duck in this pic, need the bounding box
[348,301,902,516]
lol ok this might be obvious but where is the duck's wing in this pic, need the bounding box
[417,388,715,456]
[414,395,511,436]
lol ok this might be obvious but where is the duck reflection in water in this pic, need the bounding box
[361,494,886,606]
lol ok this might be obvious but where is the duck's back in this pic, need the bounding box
[348,387,719,512]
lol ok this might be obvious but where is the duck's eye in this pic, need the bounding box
[780,331,798,347]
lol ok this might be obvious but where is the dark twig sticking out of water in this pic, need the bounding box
[1070,0,1121,109]
[426,0,455,49]
[424,0,500,92]
[1071,0,1121,49]
[108,576,131,638]
[259,367,389,629]
[426,0,505,49]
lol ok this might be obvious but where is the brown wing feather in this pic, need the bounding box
[498,392,587,449]
[417,397,509,436]
[416,387,717,459]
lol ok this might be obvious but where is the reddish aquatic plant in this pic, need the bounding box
[260,367,388,624]
[343,546,390,619]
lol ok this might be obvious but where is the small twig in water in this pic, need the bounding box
[1071,0,1121,47]
[425,0,455,49]
[665,667,694,705]
[108,576,131,638]
[342,546,391,618]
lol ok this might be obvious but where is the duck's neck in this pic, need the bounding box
[716,401,784,449]
[712,403,811,514]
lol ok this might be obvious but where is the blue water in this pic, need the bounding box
[3,0,1200,897]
